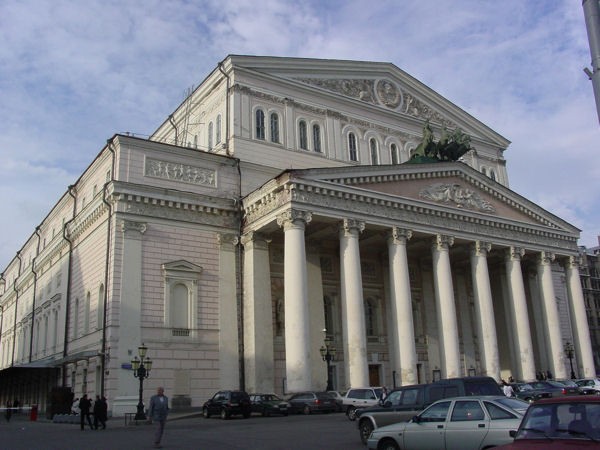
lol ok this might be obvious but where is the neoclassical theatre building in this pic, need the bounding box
[0,55,595,415]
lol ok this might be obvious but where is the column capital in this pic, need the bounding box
[240,231,271,249]
[537,250,555,266]
[276,209,312,231]
[565,255,582,270]
[505,246,525,262]
[388,227,412,244]
[432,234,454,251]
[120,220,147,235]
[217,233,239,248]
[340,218,365,236]
[471,241,492,257]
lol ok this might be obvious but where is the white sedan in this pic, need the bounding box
[367,396,526,450]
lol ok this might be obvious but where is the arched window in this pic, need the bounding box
[481,167,487,176]
[255,109,265,140]
[275,298,284,337]
[390,143,399,164]
[84,291,90,334]
[313,124,322,153]
[216,115,222,144]
[53,310,59,350]
[299,120,308,150]
[208,122,213,150]
[97,284,105,329]
[74,298,79,338]
[270,112,280,143]
[490,169,497,181]
[370,138,379,165]
[348,132,358,161]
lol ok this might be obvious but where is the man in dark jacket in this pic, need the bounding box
[79,394,93,430]
[93,395,107,429]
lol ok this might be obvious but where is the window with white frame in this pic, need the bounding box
[84,291,90,334]
[390,143,399,164]
[255,109,265,140]
[364,297,377,336]
[370,138,379,165]
[216,114,222,144]
[162,260,203,337]
[348,132,358,161]
[299,120,308,150]
[74,298,79,338]
[97,284,104,329]
[313,124,322,153]
[208,122,213,150]
[270,112,280,143]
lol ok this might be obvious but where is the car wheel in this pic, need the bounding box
[202,407,210,419]
[302,405,311,415]
[283,411,288,416]
[220,408,229,420]
[243,411,251,419]
[262,408,269,417]
[377,438,399,450]
[359,420,374,445]
[347,406,357,421]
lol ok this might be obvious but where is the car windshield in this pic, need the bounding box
[516,402,600,441]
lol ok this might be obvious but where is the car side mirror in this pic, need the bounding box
[509,430,517,438]
[384,400,392,407]
[412,415,421,423]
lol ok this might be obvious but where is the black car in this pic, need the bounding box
[287,391,337,414]
[202,390,251,419]
[249,393,290,416]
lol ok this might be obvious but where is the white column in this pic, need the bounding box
[387,227,417,385]
[431,235,460,378]
[277,209,312,392]
[505,247,536,381]
[241,232,274,393]
[470,241,500,381]
[537,251,566,379]
[340,218,369,388]
[565,256,596,377]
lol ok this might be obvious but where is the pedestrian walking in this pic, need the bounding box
[5,400,12,422]
[93,395,107,430]
[148,386,169,448]
[78,394,93,430]
[501,380,515,397]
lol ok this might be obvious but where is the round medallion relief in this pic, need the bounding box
[376,79,402,109]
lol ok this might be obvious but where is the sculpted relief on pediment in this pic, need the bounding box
[294,77,456,127]
[419,183,496,213]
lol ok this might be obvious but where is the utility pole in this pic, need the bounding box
[583,0,600,124]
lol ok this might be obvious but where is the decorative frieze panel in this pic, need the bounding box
[144,157,217,188]
[294,77,456,127]
[419,183,496,213]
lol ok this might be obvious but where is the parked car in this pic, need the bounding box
[343,387,383,420]
[287,391,337,414]
[202,390,251,419]
[366,396,524,450]
[495,396,600,448]
[520,380,580,399]
[575,378,600,395]
[326,390,345,412]
[249,393,290,416]
[511,382,552,403]
[357,376,504,443]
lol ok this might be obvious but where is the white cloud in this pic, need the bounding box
[0,0,599,267]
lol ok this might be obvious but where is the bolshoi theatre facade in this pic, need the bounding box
[0,55,595,415]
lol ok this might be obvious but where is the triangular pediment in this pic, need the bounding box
[286,163,578,235]
[161,260,203,277]
[227,55,509,146]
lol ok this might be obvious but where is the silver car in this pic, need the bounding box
[367,396,525,450]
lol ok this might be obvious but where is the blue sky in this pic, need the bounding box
[0,0,598,267]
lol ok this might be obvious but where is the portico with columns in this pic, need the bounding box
[240,161,595,393]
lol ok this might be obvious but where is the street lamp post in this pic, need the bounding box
[564,341,576,380]
[319,329,336,391]
[131,343,153,420]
